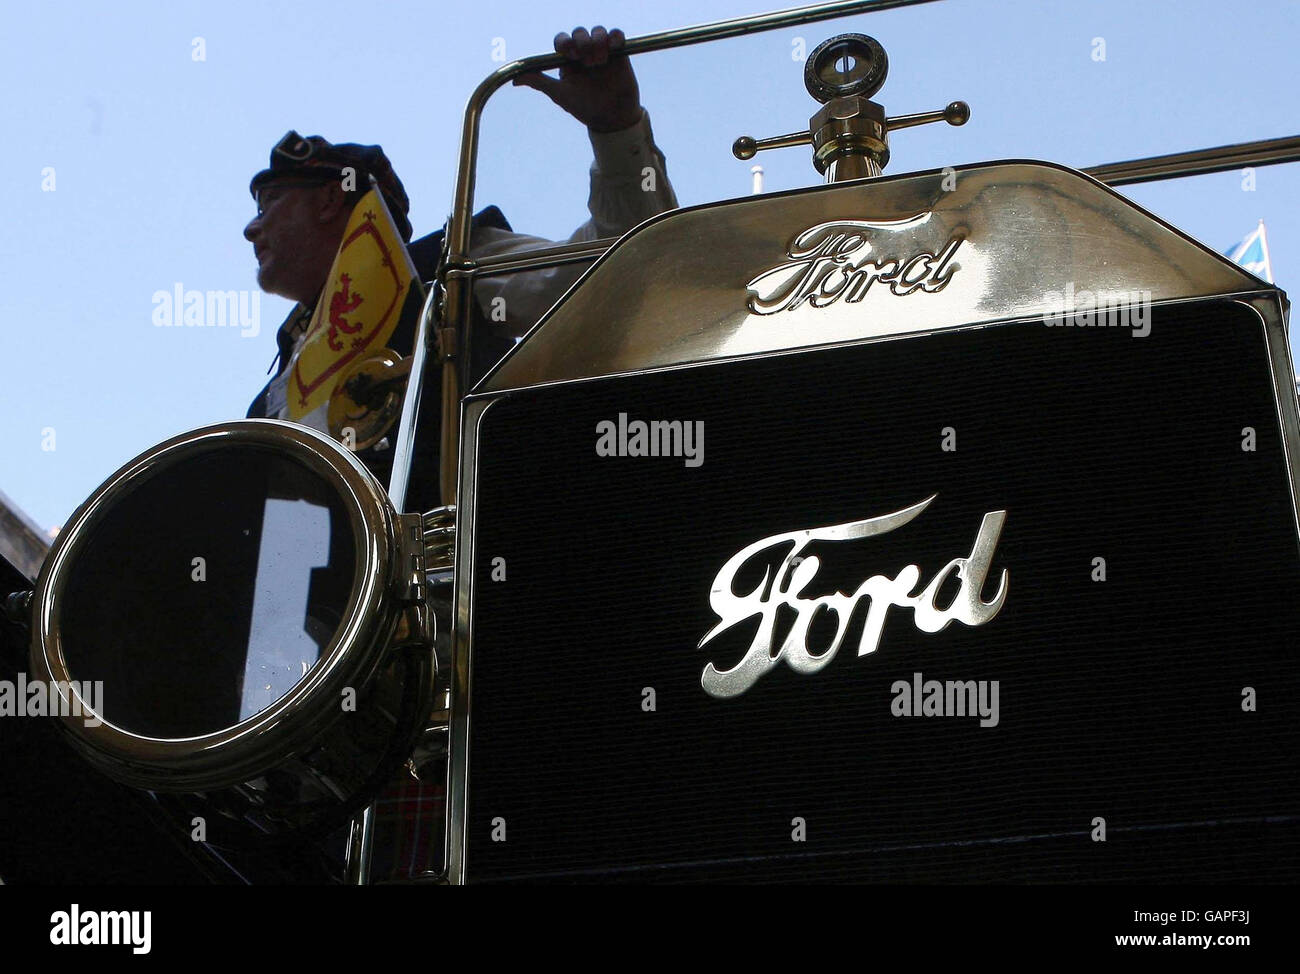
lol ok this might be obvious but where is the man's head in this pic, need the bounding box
[243,131,412,307]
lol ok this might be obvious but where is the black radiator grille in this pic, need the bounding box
[463,300,1300,882]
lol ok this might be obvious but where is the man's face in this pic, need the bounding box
[243,180,336,306]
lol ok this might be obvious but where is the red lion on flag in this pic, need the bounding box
[326,273,365,351]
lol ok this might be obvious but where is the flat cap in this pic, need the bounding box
[250,130,413,242]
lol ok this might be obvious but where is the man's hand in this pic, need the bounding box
[513,26,642,134]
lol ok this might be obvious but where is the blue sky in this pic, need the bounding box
[3,0,1298,531]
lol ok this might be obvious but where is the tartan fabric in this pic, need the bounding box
[370,774,444,880]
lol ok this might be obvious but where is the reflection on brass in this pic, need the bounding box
[733,33,967,181]
[421,505,457,574]
[745,218,963,313]
[483,161,1259,393]
[805,33,888,101]
[29,420,425,797]
[328,350,410,451]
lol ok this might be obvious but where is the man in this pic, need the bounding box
[244,26,678,506]
[239,25,677,882]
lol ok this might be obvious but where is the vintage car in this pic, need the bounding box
[2,0,1298,884]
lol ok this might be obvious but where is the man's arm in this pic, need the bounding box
[468,27,679,339]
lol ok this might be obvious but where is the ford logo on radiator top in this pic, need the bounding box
[746,217,964,315]
[698,495,1008,699]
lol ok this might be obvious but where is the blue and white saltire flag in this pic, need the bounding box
[1223,220,1274,283]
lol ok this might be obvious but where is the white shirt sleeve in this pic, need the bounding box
[467,109,678,340]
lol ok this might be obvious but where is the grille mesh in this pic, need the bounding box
[464,301,1300,882]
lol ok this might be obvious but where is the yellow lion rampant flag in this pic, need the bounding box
[288,188,420,425]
